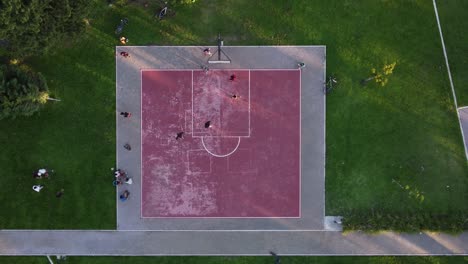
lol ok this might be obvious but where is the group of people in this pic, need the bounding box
[31,168,64,198]
[114,169,132,202]
[33,168,49,179]
[116,109,133,201]
[32,168,49,193]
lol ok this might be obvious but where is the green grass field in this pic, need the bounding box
[437,0,468,106]
[2,256,467,264]
[0,0,466,229]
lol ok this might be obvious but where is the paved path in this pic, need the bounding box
[0,230,467,255]
[458,107,468,160]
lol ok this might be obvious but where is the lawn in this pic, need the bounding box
[0,0,466,229]
[437,0,468,106]
[2,256,467,264]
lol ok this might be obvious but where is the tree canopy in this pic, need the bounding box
[0,0,91,58]
[0,64,49,119]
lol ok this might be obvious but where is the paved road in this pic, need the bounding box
[0,230,467,255]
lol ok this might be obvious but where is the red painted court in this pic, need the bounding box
[141,69,301,218]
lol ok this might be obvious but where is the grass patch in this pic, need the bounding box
[0,0,466,229]
[436,0,468,106]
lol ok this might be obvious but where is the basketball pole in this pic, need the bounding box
[217,33,222,61]
[208,33,231,64]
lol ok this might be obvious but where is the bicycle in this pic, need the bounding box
[324,75,338,94]
[156,2,176,20]
[115,18,128,35]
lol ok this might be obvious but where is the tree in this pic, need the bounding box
[0,0,91,58]
[0,64,49,119]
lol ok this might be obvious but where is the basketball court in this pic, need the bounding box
[116,45,325,230]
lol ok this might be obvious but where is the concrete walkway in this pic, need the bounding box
[458,107,468,160]
[0,230,467,255]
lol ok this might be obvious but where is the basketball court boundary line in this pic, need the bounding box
[249,69,251,135]
[191,70,194,138]
[140,69,144,219]
[141,69,299,71]
[140,216,301,219]
[140,69,302,219]
[433,0,468,160]
[299,68,302,219]
[121,45,327,48]
[323,46,327,226]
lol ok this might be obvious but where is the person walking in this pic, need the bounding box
[204,121,212,128]
[229,74,236,81]
[120,112,131,117]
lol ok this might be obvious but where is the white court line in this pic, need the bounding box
[122,45,327,48]
[298,67,302,219]
[201,137,241,158]
[458,106,468,110]
[191,70,194,137]
[142,68,299,72]
[192,135,251,138]
[249,70,251,136]
[140,70,143,219]
[322,46,327,225]
[141,216,300,219]
[433,0,468,160]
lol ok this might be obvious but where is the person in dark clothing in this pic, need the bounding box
[120,112,131,117]
[176,132,184,140]
[204,121,211,128]
[229,74,236,81]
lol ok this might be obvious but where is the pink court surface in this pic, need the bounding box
[141,69,301,218]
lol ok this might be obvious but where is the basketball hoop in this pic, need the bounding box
[208,33,231,64]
